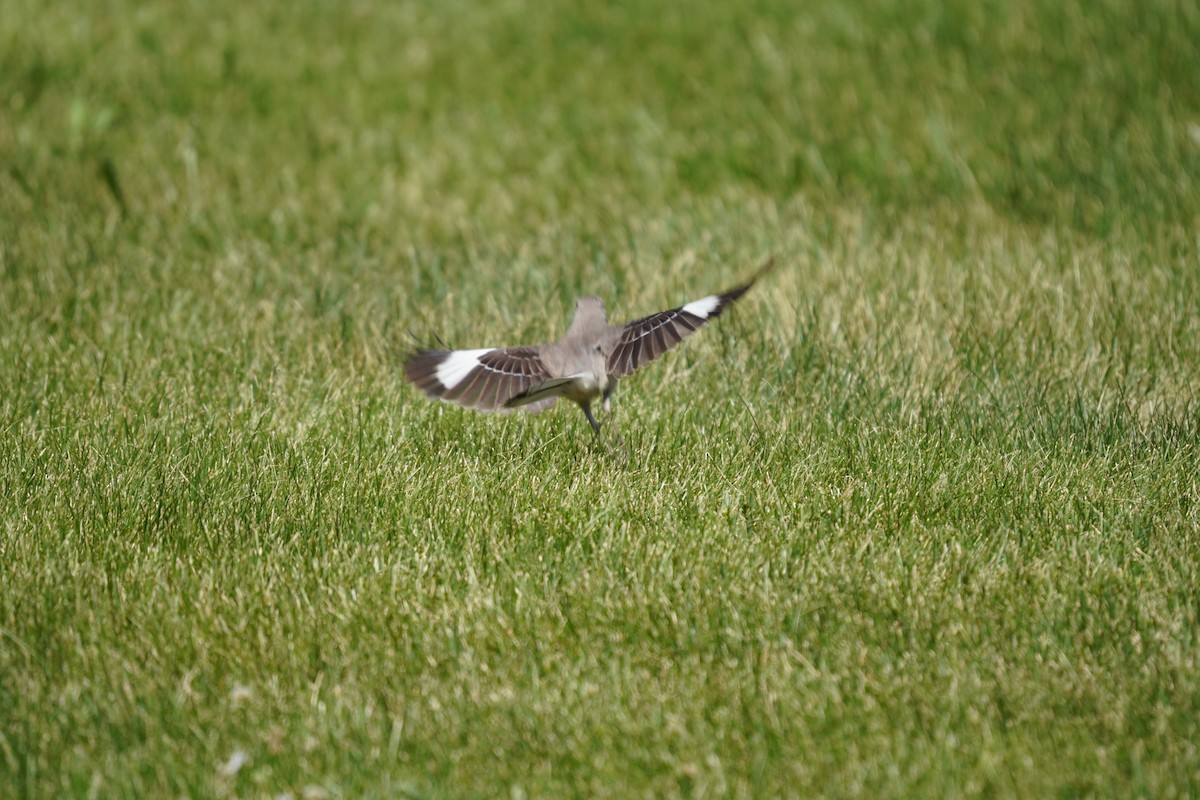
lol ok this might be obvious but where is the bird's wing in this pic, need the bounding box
[405,346,557,411]
[605,259,773,378]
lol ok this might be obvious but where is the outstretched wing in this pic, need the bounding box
[605,258,774,378]
[405,346,557,411]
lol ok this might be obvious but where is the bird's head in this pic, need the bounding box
[568,295,608,335]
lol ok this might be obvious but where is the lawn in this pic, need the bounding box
[2,0,1199,797]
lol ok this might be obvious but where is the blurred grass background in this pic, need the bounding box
[2,0,1199,797]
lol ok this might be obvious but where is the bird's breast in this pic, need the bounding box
[562,370,608,402]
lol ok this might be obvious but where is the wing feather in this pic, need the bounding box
[404,345,555,411]
[604,259,773,378]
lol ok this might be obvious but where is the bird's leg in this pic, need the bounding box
[582,399,628,463]
[582,402,602,436]
[602,381,616,414]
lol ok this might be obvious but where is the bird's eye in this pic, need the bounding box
[594,345,603,354]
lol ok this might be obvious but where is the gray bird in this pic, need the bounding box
[405,259,774,436]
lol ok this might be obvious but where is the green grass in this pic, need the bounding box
[3,0,1200,796]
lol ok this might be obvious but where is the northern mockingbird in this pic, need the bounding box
[405,258,774,436]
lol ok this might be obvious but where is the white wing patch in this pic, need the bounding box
[435,348,493,389]
[681,295,721,319]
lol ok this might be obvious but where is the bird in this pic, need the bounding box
[405,258,775,437]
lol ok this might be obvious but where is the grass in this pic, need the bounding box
[2,0,1200,796]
